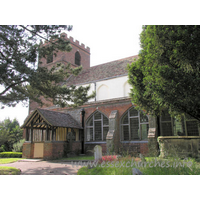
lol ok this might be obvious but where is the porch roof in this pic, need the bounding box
[21,108,83,129]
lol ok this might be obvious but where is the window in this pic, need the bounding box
[75,51,81,66]
[86,111,109,142]
[160,112,199,136]
[121,107,149,141]
[47,53,53,64]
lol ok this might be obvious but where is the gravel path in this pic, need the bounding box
[0,160,82,175]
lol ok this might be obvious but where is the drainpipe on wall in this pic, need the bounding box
[81,108,85,154]
[94,82,96,101]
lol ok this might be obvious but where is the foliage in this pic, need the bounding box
[0,118,23,151]
[0,145,6,152]
[128,25,200,120]
[12,139,25,152]
[0,152,22,158]
[0,25,95,108]
[0,166,21,175]
[0,158,24,164]
[77,156,200,175]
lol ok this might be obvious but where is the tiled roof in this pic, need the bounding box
[22,108,83,129]
[66,55,138,86]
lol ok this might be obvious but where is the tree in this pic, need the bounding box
[0,25,95,108]
[0,118,23,151]
[128,25,200,121]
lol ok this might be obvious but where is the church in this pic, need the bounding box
[21,33,200,159]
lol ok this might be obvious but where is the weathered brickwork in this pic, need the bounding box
[39,33,90,71]
[22,142,34,159]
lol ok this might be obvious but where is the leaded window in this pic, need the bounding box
[160,112,200,136]
[121,107,149,141]
[86,111,109,142]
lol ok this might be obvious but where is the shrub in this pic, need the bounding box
[12,139,25,152]
[0,152,22,158]
[0,145,6,152]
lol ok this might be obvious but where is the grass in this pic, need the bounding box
[0,158,24,164]
[0,167,21,175]
[77,156,200,175]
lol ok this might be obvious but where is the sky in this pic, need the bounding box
[1,0,196,127]
[0,24,143,125]
[1,0,198,196]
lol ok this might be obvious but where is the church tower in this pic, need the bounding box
[29,33,90,112]
[39,33,90,70]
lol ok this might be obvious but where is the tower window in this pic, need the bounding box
[47,53,53,64]
[75,51,81,66]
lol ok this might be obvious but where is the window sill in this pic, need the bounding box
[121,141,148,144]
[85,141,106,144]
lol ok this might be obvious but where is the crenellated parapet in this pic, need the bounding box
[60,32,90,53]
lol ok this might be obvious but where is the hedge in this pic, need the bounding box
[0,152,22,158]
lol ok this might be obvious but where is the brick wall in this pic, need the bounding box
[22,142,34,159]
[39,33,90,71]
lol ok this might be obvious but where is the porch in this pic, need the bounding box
[21,108,83,159]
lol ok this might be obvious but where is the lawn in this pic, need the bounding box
[0,167,21,175]
[0,158,23,175]
[77,157,200,175]
[0,158,24,164]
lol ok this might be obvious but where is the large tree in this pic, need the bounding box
[0,118,23,151]
[0,25,94,108]
[128,25,200,121]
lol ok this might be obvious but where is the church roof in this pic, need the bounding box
[66,55,138,86]
[21,108,83,129]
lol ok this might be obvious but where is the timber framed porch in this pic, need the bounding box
[21,108,83,159]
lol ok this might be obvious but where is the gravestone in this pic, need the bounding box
[94,145,102,161]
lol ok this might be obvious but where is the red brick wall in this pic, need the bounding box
[119,142,149,156]
[22,142,34,159]
[83,98,133,154]
[22,141,82,159]
[39,33,90,71]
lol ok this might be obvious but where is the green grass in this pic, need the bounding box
[0,158,24,164]
[77,157,200,175]
[59,156,94,161]
[0,167,21,175]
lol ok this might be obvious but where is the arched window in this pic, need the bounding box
[86,111,109,142]
[75,51,81,66]
[97,84,109,101]
[121,107,149,141]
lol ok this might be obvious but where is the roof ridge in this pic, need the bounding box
[91,55,138,68]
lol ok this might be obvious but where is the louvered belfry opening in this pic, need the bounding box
[121,107,149,141]
[86,111,109,142]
